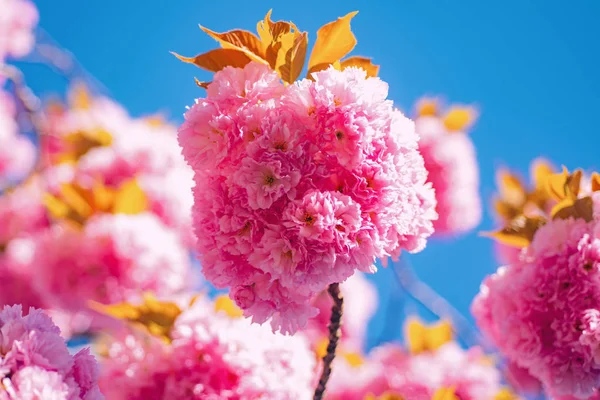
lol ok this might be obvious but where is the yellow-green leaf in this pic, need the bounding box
[482,215,546,248]
[199,26,268,64]
[442,105,477,132]
[172,48,253,72]
[307,11,359,74]
[340,56,379,77]
[278,31,308,83]
[112,179,147,215]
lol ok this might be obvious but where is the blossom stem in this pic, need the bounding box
[392,259,489,350]
[313,283,343,400]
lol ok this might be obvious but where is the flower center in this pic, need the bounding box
[304,213,315,225]
[274,141,288,151]
[335,131,344,140]
[264,174,276,186]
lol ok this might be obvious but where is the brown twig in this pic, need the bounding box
[1,64,45,190]
[313,283,343,400]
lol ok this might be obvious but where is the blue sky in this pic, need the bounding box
[24,0,600,348]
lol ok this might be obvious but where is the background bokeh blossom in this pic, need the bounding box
[2,2,599,399]
[23,1,600,348]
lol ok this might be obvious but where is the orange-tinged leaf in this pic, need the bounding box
[442,105,477,132]
[545,166,570,201]
[43,193,71,220]
[68,82,91,109]
[214,295,243,318]
[278,31,308,83]
[552,196,594,222]
[340,56,379,77]
[592,172,600,192]
[315,337,328,359]
[531,159,555,191]
[496,169,526,207]
[92,183,116,213]
[307,11,359,74]
[416,98,438,117]
[112,180,147,215]
[194,78,211,89]
[432,387,460,400]
[406,318,453,354]
[256,10,293,45]
[482,215,546,248]
[494,388,519,400]
[342,352,364,367]
[91,293,183,343]
[58,183,94,220]
[199,26,267,64]
[493,199,521,221]
[364,392,404,400]
[256,10,275,48]
[172,48,253,72]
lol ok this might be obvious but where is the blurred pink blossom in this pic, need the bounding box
[413,99,481,236]
[99,295,315,399]
[326,341,505,399]
[0,0,38,62]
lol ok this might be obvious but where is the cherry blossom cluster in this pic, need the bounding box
[98,295,316,400]
[324,318,515,400]
[0,87,195,339]
[0,305,102,399]
[413,98,481,236]
[475,166,600,399]
[0,0,38,63]
[179,61,437,333]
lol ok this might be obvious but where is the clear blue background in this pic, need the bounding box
[23,0,600,350]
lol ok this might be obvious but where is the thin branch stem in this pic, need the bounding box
[1,64,45,190]
[392,258,489,350]
[313,283,343,400]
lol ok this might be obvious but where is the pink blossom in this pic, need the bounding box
[414,108,481,236]
[0,238,45,311]
[0,0,38,61]
[0,305,102,399]
[32,213,191,333]
[0,179,47,246]
[99,295,315,399]
[326,341,505,400]
[179,63,436,333]
[473,216,600,399]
